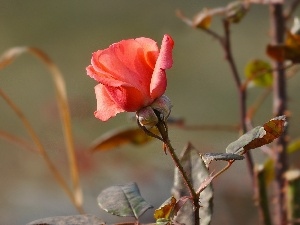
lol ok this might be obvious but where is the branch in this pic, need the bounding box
[284,0,300,20]
[269,3,289,225]
[221,19,255,177]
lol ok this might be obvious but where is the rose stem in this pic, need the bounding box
[155,120,200,225]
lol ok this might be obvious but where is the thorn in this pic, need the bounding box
[163,143,168,155]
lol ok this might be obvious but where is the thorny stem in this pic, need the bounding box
[270,3,289,225]
[155,121,197,198]
[151,119,200,225]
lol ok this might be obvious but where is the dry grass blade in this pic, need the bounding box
[0,46,83,212]
[29,47,82,210]
[0,130,37,153]
[0,88,81,212]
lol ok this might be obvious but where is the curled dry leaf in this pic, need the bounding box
[154,196,177,221]
[193,8,212,29]
[90,127,159,152]
[200,153,244,168]
[177,7,225,29]
[267,19,300,63]
[226,115,287,155]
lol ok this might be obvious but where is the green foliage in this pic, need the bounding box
[172,145,213,225]
[245,59,273,87]
[97,182,153,219]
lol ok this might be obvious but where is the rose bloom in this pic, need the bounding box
[86,34,174,121]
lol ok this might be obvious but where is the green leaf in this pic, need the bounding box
[172,143,213,225]
[254,165,272,225]
[263,138,300,185]
[286,169,300,220]
[245,59,273,87]
[287,139,300,154]
[263,158,274,185]
[97,182,153,219]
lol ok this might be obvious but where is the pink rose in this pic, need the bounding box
[86,34,174,121]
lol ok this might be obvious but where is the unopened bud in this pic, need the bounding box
[150,95,172,121]
[136,106,159,128]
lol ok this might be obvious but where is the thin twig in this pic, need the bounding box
[211,160,234,180]
[247,88,272,120]
[221,19,255,177]
[195,160,235,195]
[253,166,273,225]
[284,0,300,20]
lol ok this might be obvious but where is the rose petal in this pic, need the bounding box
[89,39,157,98]
[150,69,167,100]
[87,34,174,122]
[105,85,150,111]
[150,34,174,99]
[135,37,159,69]
[94,84,125,121]
[86,64,125,87]
[156,34,174,70]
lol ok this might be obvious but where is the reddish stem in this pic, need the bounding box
[270,3,289,225]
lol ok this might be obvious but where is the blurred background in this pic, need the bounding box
[1,1,300,224]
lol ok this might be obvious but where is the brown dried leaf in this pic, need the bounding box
[226,115,287,155]
[193,9,212,29]
[90,127,158,152]
[267,30,300,63]
[201,153,244,168]
[154,196,177,220]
